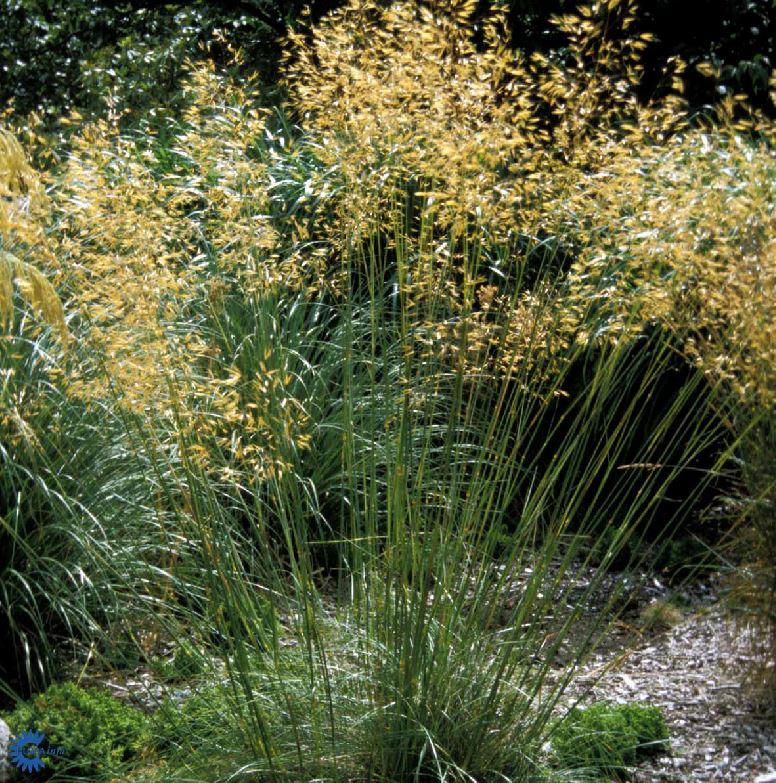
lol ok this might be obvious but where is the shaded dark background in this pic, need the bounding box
[1,0,772,120]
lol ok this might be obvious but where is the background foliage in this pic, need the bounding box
[2,0,773,124]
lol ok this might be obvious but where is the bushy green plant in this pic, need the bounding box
[653,534,717,581]
[552,702,669,780]
[3,682,151,777]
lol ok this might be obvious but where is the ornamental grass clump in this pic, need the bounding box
[125,184,731,779]
[139,248,722,782]
[0,1,772,779]
[280,2,776,710]
[0,328,186,699]
[281,0,774,422]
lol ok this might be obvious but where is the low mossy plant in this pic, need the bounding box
[552,702,669,780]
[638,599,684,633]
[3,682,151,777]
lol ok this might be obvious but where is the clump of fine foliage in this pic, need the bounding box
[3,682,151,777]
[552,702,669,779]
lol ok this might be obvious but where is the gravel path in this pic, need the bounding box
[562,605,776,782]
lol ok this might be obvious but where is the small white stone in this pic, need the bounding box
[0,717,11,783]
[754,772,776,783]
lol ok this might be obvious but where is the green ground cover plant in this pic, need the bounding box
[551,702,669,780]
[2,682,151,777]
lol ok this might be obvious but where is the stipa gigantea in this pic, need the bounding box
[0,129,67,344]
[0,251,68,345]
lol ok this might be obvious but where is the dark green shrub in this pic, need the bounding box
[552,702,669,780]
[653,534,717,582]
[3,682,151,777]
[0,1,347,125]
[0,2,270,120]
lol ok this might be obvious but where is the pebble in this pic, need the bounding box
[0,717,11,782]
